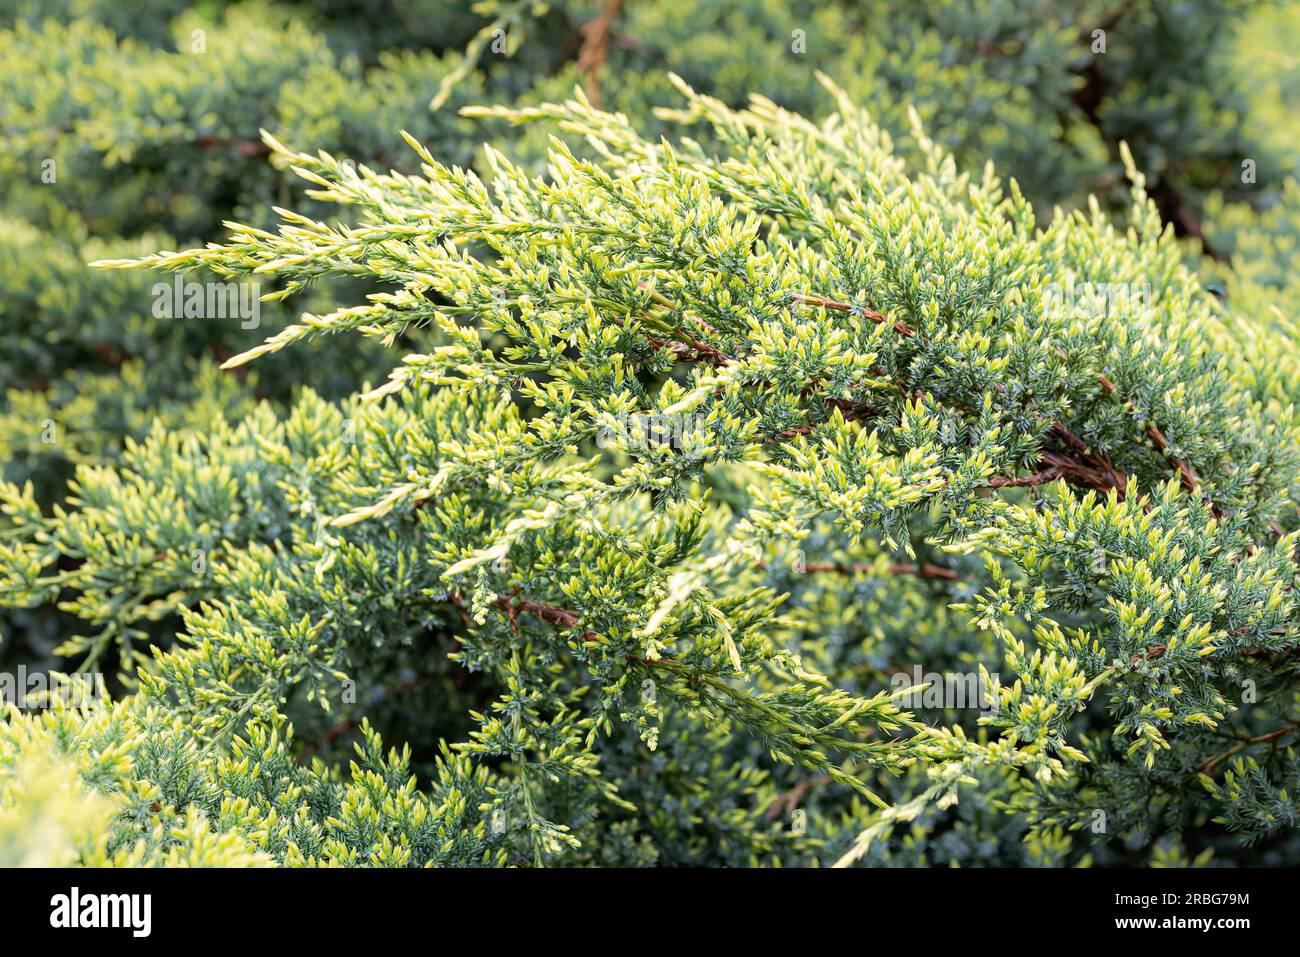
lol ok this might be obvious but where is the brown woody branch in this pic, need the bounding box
[986,465,1064,488]
[195,133,271,158]
[645,333,731,366]
[1198,725,1296,777]
[575,0,622,108]
[494,593,600,642]
[800,561,958,581]
[787,293,914,338]
[789,292,1212,508]
[765,774,831,819]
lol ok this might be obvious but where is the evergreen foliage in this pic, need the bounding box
[2,0,1299,867]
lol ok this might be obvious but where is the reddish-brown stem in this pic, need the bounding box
[789,291,1214,511]
[576,0,622,108]
[798,561,958,581]
[987,466,1064,489]
[1199,725,1296,776]
[788,293,914,338]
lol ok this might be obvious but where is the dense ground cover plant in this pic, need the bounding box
[2,1,1299,867]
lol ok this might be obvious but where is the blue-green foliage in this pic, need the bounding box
[2,0,1299,868]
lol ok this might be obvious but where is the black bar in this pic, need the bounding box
[0,866,1278,945]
